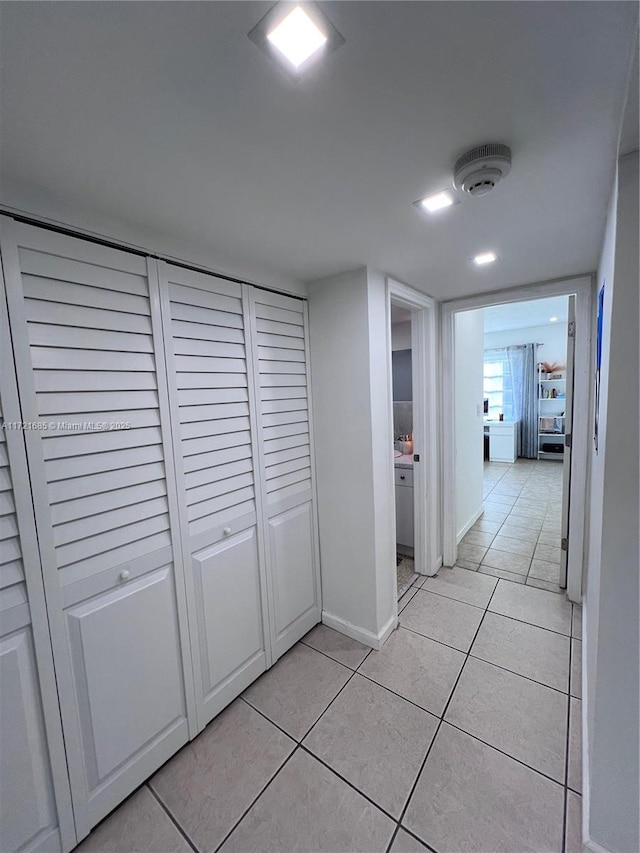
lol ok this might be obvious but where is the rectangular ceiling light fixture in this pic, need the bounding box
[249,2,345,79]
[473,251,497,265]
[419,190,456,213]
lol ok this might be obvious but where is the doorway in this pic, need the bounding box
[387,280,439,602]
[441,276,592,603]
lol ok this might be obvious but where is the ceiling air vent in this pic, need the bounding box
[453,143,512,197]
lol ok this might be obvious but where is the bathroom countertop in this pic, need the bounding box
[394,453,414,469]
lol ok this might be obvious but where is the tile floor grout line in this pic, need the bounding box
[354,669,444,721]
[384,583,503,853]
[298,637,370,672]
[297,742,401,825]
[466,651,571,696]
[406,585,493,612]
[210,745,301,853]
[239,695,301,743]
[145,783,200,853]
[561,626,575,853]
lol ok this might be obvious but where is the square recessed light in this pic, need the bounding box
[267,7,327,68]
[549,316,558,323]
[249,3,345,80]
[419,191,456,213]
[473,251,497,265]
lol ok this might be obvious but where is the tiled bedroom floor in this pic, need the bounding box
[76,566,583,853]
[458,459,566,592]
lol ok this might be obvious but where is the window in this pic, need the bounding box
[483,350,514,419]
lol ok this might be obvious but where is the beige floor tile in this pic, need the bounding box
[513,502,547,519]
[565,791,583,853]
[568,697,582,793]
[482,508,510,523]
[420,565,497,608]
[571,639,582,698]
[534,543,562,564]
[150,699,295,853]
[527,576,563,594]
[457,541,488,563]
[445,657,567,782]
[403,724,564,853]
[471,612,570,692]
[472,518,502,534]
[479,565,526,584]
[218,749,395,853]
[303,675,437,818]
[491,534,536,558]
[497,522,540,543]
[489,580,572,635]
[461,528,495,547]
[243,643,351,740]
[505,511,544,530]
[400,589,484,652]
[572,604,583,638]
[529,558,561,583]
[398,584,420,614]
[389,828,430,852]
[454,558,480,571]
[484,494,516,509]
[302,624,370,670]
[482,547,532,575]
[74,787,191,853]
[537,531,562,547]
[359,627,465,717]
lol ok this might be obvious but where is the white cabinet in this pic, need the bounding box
[487,421,518,463]
[395,466,414,548]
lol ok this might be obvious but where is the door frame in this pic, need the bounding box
[441,274,593,603]
[387,279,440,577]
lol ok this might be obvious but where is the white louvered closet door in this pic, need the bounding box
[0,261,75,853]
[0,218,196,840]
[158,262,270,729]
[247,288,321,660]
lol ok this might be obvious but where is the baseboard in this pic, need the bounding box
[583,838,613,853]
[456,505,484,544]
[322,610,398,650]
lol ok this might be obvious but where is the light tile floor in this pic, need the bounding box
[74,459,583,853]
[459,458,566,592]
[76,568,583,853]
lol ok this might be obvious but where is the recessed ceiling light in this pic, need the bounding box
[549,316,558,323]
[473,251,497,265]
[420,191,455,213]
[267,6,327,68]
[248,3,345,80]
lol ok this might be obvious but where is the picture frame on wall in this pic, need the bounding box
[594,282,605,453]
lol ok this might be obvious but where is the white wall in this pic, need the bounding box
[0,184,306,297]
[484,322,567,368]
[454,309,485,543]
[391,321,411,351]
[307,267,396,648]
[585,150,639,853]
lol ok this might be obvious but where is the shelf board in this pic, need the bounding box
[539,433,565,436]
[539,378,566,382]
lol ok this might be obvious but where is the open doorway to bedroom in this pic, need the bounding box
[442,277,591,604]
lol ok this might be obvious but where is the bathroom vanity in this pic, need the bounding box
[394,453,414,549]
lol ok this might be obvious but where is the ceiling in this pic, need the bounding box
[483,295,568,334]
[1,2,638,299]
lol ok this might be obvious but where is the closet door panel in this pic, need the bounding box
[248,289,320,660]
[0,258,74,852]
[0,622,59,853]
[0,218,194,839]
[158,262,269,729]
[193,528,264,704]
[66,568,186,786]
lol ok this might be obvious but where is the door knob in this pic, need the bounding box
[223,527,232,536]
[119,570,130,582]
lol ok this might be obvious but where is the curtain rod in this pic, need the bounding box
[484,343,544,352]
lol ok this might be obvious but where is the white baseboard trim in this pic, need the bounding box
[322,610,398,650]
[584,838,613,853]
[456,506,484,544]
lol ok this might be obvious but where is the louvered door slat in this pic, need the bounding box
[249,289,320,660]
[159,262,268,731]
[1,218,194,839]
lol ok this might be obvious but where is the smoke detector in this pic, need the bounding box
[453,143,512,197]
